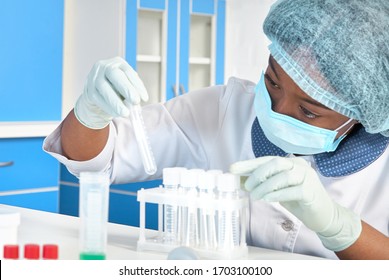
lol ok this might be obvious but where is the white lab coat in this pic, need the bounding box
[43,77,389,259]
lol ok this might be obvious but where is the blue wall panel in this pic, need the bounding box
[140,0,165,10]
[179,0,191,92]
[215,0,225,85]
[192,0,215,15]
[0,0,63,121]
[0,138,59,191]
[126,0,138,68]
[0,191,59,213]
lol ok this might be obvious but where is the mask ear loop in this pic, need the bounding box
[335,118,355,139]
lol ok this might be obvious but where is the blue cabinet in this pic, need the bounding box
[0,0,63,121]
[0,0,63,212]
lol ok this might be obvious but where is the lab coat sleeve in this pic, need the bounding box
[42,85,227,183]
[110,85,228,184]
[42,121,116,178]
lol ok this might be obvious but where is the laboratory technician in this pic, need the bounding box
[44,0,389,259]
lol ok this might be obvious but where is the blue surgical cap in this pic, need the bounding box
[263,0,389,136]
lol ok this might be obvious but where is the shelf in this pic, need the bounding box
[189,57,212,65]
[0,121,60,138]
[137,55,162,63]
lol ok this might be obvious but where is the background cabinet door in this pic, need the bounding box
[0,0,63,212]
[0,0,63,121]
[179,0,226,95]
[126,0,226,103]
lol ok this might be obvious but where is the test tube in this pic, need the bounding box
[162,168,180,244]
[79,172,110,260]
[216,173,241,250]
[125,102,157,175]
[198,170,222,249]
[181,169,202,247]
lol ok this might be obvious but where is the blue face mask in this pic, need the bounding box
[254,73,353,155]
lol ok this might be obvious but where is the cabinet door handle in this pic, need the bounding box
[172,84,186,97]
[179,84,186,95]
[172,85,179,97]
[0,161,14,167]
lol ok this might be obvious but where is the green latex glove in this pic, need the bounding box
[74,57,149,129]
[230,156,362,252]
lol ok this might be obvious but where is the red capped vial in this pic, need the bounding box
[43,244,58,260]
[24,244,40,260]
[3,245,19,259]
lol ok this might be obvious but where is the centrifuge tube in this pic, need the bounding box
[216,173,241,250]
[180,169,202,247]
[162,168,180,244]
[198,170,221,249]
[79,172,110,260]
[125,101,157,175]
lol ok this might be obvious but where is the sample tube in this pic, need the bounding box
[216,173,241,250]
[79,172,110,260]
[125,102,157,175]
[163,168,180,244]
[198,170,222,249]
[180,169,202,247]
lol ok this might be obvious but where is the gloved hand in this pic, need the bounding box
[230,156,362,252]
[74,57,149,129]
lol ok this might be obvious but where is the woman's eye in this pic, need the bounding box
[264,74,280,89]
[300,106,318,119]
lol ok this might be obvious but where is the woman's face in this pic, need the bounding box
[264,56,358,138]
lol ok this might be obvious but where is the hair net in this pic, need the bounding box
[263,0,389,136]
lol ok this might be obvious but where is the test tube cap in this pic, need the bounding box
[198,170,221,191]
[216,173,240,192]
[162,168,181,185]
[43,244,59,260]
[24,244,40,259]
[181,169,204,189]
[79,171,110,185]
[3,245,19,259]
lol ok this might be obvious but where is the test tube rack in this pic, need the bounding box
[137,185,249,259]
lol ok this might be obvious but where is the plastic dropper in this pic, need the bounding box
[125,101,157,175]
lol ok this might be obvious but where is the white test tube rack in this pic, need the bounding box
[137,183,249,259]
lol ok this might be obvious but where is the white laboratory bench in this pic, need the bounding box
[1,204,323,260]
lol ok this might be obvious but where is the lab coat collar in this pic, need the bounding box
[251,118,389,177]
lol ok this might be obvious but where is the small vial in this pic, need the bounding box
[43,244,59,260]
[197,170,222,249]
[79,172,110,260]
[162,168,180,244]
[180,169,203,247]
[0,208,20,258]
[125,102,157,175]
[24,244,40,260]
[216,173,241,250]
[3,245,19,259]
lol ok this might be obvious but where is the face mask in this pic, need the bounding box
[254,73,353,155]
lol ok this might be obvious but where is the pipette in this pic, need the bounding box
[125,101,157,175]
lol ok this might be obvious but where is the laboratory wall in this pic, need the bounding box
[224,0,276,82]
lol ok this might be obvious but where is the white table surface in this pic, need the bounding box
[0,204,323,260]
